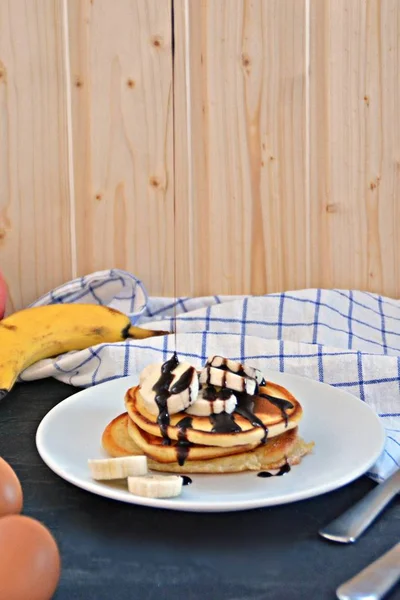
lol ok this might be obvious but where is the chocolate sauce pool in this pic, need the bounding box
[258,462,291,478]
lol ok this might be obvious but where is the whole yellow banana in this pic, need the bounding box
[0,304,168,399]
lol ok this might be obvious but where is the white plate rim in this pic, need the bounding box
[36,371,386,512]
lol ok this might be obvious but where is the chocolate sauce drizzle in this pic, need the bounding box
[208,357,266,387]
[152,353,179,444]
[202,385,231,401]
[210,357,248,377]
[234,392,269,443]
[257,462,291,478]
[176,416,193,466]
[171,367,195,396]
[258,393,294,427]
[210,412,241,434]
[153,355,294,467]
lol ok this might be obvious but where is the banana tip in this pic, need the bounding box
[127,326,170,339]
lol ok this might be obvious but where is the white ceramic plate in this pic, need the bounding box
[36,370,385,512]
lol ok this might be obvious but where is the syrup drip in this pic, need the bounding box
[210,412,241,434]
[152,353,179,444]
[257,462,291,478]
[258,393,294,427]
[171,0,178,354]
[234,392,268,443]
[176,416,193,466]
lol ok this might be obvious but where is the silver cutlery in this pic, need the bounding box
[336,541,400,600]
[319,468,400,543]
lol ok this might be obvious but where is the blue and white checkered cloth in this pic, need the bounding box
[23,269,400,482]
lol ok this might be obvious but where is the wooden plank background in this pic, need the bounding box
[68,0,175,295]
[0,0,399,309]
[0,0,72,312]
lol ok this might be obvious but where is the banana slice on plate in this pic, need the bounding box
[186,386,237,416]
[88,456,147,480]
[128,474,183,498]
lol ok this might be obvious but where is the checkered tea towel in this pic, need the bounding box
[21,269,400,482]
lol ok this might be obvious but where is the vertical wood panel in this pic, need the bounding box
[68,0,175,295]
[0,0,72,311]
[310,0,400,295]
[175,0,308,296]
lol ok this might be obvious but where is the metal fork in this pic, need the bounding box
[336,541,400,600]
[319,469,400,543]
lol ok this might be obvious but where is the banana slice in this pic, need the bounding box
[186,386,237,416]
[139,361,199,416]
[128,474,183,498]
[206,356,266,385]
[88,456,147,480]
[200,365,257,395]
[139,363,154,384]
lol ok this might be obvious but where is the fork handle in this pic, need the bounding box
[319,469,400,543]
[336,542,400,600]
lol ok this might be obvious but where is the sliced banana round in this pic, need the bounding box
[186,386,237,416]
[139,361,199,416]
[88,456,147,480]
[139,363,154,384]
[128,474,183,498]
[200,365,257,395]
[206,355,266,386]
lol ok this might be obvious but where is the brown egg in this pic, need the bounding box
[0,515,61,600]
[0,457,23,517]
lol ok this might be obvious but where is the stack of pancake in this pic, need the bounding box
[102,355,314,474]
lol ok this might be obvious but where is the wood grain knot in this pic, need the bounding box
[151,35,163,48]
[95,193,102,201]
[149,176,162,189]
[126,78,135,88]
[269,156,275,161]
[369,176,380,191]
[0,60,6,83]
[241,53,251,67]
[364,95,370,107]
[0,228,7,241]
[326,203,339,213]
[75,77,83,88]
[241,53,251,74]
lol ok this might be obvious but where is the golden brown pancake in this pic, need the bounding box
[125,381,303,448]
[102,412,314,474]
[102,413,142,457]
[127,417,260,463]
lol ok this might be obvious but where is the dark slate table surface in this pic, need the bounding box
[1,379,399,600]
